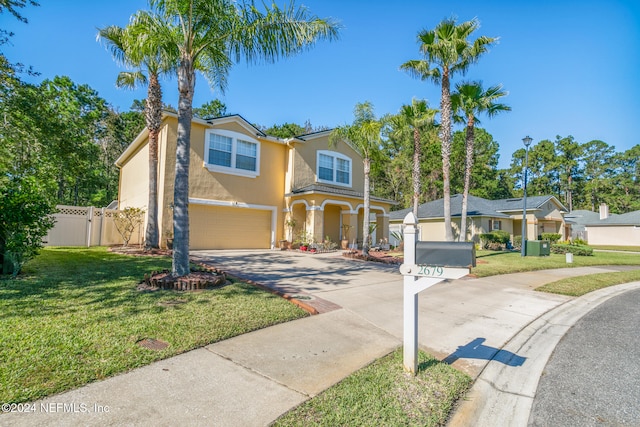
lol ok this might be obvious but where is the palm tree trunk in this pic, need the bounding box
[440,69,454,241]
[172,56,195,277]
[144,73,162,250]
[459,118,475,241]
[412,128,421,218]
[362,157,371,257]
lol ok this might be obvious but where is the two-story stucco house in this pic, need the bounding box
[115,112,394,250]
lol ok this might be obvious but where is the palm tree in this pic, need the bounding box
[401,18,496,241]
[147,0,340,276]
[98,16,176,250]
[451,81,510,241]
[330,102,381,257]
[391,99,438,218]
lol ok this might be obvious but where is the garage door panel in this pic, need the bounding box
[189,204,271,250]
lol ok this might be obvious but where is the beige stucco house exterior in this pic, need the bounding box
[568,204,640,246]
[389,194,568,244]
[115,112,394,250]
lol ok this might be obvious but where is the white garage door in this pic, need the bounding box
[189,204,272,250]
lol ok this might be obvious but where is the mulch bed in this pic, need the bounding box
[139,268,227,291]
[109,245,172,257]
[342,249,403,265]
[109,245,227,291]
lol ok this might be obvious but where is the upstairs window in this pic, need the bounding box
[205,129,260,177]
[317,150,352,187]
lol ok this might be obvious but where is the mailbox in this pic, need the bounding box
[415,241,476,268]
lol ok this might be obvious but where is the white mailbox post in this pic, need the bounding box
[400,212,472,374]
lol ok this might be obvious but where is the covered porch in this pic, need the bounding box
[284,186,394,249]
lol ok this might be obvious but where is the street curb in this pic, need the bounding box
[447,281,640,427]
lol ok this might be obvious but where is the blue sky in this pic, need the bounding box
[3,0,639,168]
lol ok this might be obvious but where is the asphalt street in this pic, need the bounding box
[529,287,640,426]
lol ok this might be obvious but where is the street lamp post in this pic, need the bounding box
[521,135,533,257]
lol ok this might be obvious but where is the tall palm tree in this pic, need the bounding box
[451,81,510,241]
[401,18,496,241]
[330,102,381,257]
[147,0,340,276]
[392,99,438,218]
[98,16,176,250]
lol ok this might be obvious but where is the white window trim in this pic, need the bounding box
[204,129,260,178]
[316,150,352,188]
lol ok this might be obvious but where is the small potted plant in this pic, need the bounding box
[341,224,353,250]
[298,231,312,251]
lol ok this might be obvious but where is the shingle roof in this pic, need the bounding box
[288,185,396,204]
[389,194,566,221]
[586,210,640,226]
[564,210,604,226]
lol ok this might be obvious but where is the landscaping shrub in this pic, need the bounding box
[541,233,562,243]
[479,230,510,250]
[0,175,56,276]
[512,235,522,250]
[551,243,594,256]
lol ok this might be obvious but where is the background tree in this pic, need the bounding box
[554,135,582,211]
[0,0,38,23]
[389,99,437,217]
[95,109,145,205]
[611,145,640,213]
[580,140,615,211]
[401,17,496,241]
[451,128,504,198]
[193,99,227,119]
[451,81,510,240]
[145,0,340,276]
[0,0,56,276]
[330,101,381,256]
[98,15,176,250]
[262,122,306,138]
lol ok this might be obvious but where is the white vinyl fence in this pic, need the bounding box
[45,205,143,247]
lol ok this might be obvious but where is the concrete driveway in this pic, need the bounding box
[192,249,574,377]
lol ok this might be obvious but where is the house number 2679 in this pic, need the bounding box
[417,265,444,277]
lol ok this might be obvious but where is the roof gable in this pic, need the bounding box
[207,114,267,138]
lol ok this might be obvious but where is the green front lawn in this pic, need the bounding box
[273,348,471,427]
[0,247,307,404]
[537,269,640,296]
[472,250,640,278]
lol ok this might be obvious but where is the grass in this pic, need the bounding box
[591,245,640,252]
[472,250,640,278]
[272,348,471,427]
[536,269,640,296]
[0,247,307,404]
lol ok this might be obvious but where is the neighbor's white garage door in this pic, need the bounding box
[189,204,271,250]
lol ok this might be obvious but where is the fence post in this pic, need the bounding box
[86,206,94,247]
[99,207,106,246]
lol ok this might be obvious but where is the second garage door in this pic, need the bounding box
[189,204,272,250]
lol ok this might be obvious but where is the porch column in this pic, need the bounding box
[307,206,324,244]
[283,210,294,241]
[376,213,390,246]
[342,210,359,249]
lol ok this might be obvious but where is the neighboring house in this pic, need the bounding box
[581,204,640,246]
[389,194,568,243]
[115,112,394,250]
[563,209,605,241]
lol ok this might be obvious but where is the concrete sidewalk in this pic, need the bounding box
[2,251,638,426]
